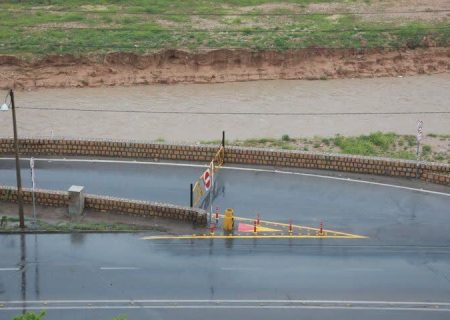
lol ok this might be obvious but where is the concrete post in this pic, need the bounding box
[68,185,85,216]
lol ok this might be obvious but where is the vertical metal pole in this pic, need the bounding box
[30,158,36,225]
[32,190,36,222]
[10,90,25,229]
[416,140,421,179]
[190,183,193,208]
[416,120,423,179]
[222,130,225,165]
[209,163,214,224]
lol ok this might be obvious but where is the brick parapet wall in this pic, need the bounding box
[0,138,217,161]
[84,194,206,225]
[0,186,207,225]
[0,137,449,186]
[422,172,450,186]
[0,185,68,207]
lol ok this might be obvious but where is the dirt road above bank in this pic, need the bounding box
[1,47,449,89]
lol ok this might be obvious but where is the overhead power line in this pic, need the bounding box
[16,107,450,116]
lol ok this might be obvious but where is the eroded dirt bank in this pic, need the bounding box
[0,47,449,89]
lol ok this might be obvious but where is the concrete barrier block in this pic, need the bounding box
[68,185,85,216]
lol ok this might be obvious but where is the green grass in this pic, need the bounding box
[0,216,166,232]
[200,132,450,163]
[13,311,46,320]
[13,311,127,320]
[0,0,448,55]
[334,132,397,155]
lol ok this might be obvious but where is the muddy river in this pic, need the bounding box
[1,74,449,142]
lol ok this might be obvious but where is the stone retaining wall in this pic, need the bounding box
[0,185,68,207]
[0,186,207,225]
[0,137,449,187]
[422,172,450,186]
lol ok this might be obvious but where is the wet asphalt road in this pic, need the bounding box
[1,234,450,319]
[1,158,450,319]
[1,158,450,245]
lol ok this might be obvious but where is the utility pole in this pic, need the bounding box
[10,90,25,229]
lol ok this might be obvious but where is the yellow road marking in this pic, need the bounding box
[141,214,367,241]
[141,215,367,240]
[141,234,363,240]
[238,222,281,233]
[223,215,365,239]
[256,225,281,232]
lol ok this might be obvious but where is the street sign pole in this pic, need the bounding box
[209,162,214,224]
[30,157,36,225]
[190,183,193,208]
[416,120,423,179]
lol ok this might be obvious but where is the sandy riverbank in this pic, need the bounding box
[1,47,449,90]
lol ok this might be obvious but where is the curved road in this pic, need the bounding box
[1,158,450,319]
[1,158,449,245]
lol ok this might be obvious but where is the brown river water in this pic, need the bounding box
[1,74,449,142]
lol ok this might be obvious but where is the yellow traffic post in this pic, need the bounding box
[223,208,234,233]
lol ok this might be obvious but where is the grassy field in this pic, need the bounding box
[0,0,449,56]
[201,132,450,163]
[0,215,166,232]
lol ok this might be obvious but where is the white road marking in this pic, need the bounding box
[99,267,139,270]
[225,166,450,197]
[2,299,450,305]
[0,268,20,271]
[1,157,449,197]
[220,267,261,271]
[1,305,449,312]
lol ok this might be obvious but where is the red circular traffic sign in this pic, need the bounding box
[203,169,211,190]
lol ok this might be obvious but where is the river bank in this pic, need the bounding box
[1,47,449,89]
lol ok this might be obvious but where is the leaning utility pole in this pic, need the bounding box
[10,90,25,229]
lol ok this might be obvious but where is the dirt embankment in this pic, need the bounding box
[1,47,449,89]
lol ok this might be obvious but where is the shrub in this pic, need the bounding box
[14,311,46,320]
[366,132,396,151]
[404,135,416,147]
[334,135,375,155]
[281,134,290,142]
[422,145,432,154]
[397,151,416,160]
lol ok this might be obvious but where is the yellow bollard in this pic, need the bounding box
[223,208,234,232]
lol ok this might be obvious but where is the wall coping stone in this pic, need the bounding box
[1,137,449,184]
[0,185,207,225]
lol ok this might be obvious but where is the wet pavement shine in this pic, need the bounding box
[1,233,450,319]
[1,158,450,319]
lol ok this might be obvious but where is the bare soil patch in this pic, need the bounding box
[1,47,448,90]
[307,0,450,22]
[238,3,302,13]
